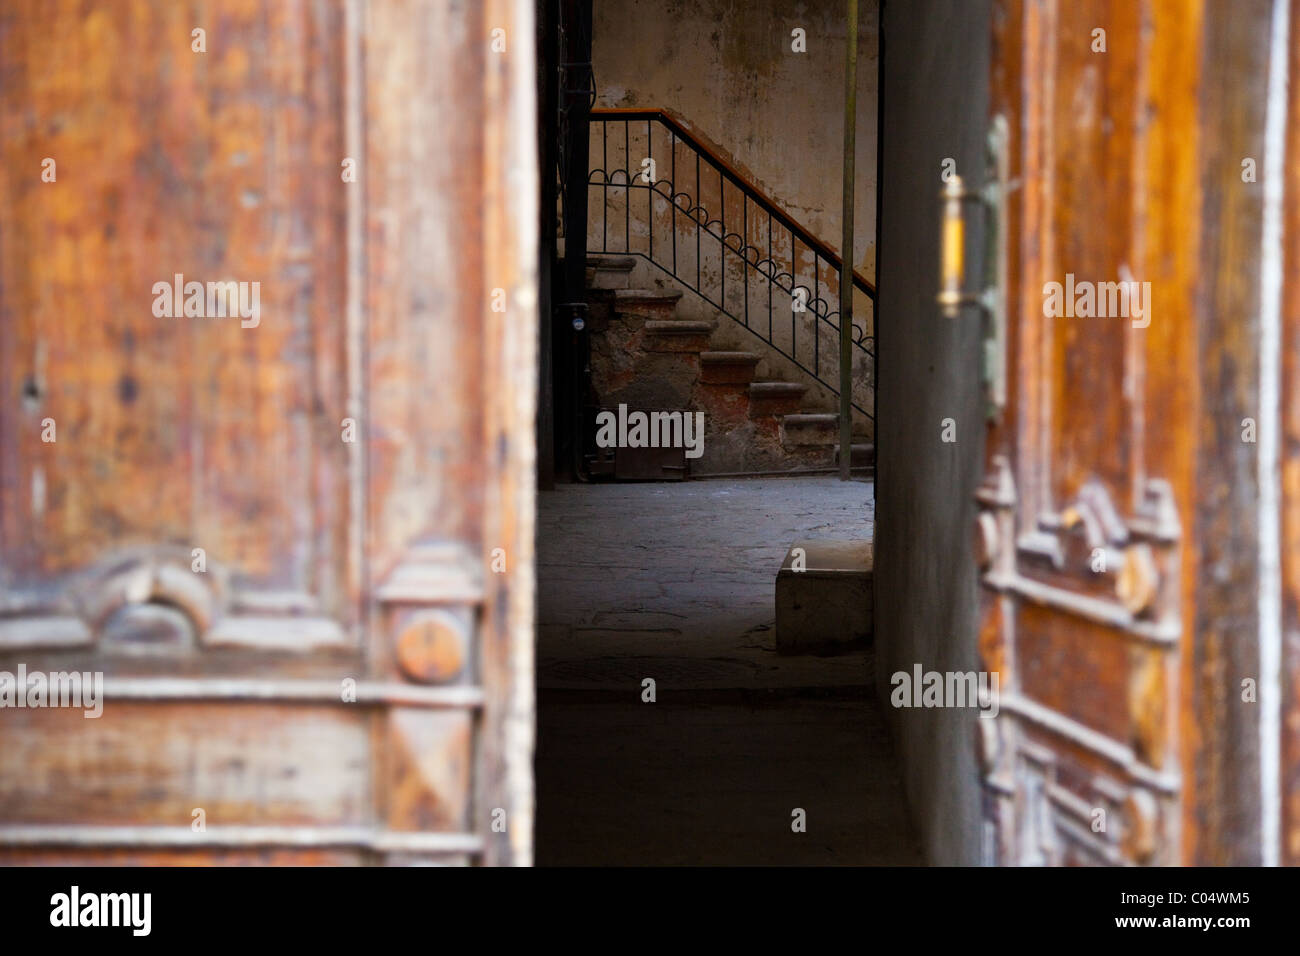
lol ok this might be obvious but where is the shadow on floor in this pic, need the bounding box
[537,685,922,865]
[535,477,922,865]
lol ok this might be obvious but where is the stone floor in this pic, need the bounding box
[535,476,923,865]
[538,476,876,690]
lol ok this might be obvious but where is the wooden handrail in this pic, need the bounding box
[589,107,877,298]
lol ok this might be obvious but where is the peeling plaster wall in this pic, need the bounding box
[587,0,879,443]
[591,0,879,279]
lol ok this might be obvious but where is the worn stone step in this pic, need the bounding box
[699,351,762,385]
[748,380,808,418]
[613,288,681,304]
[609,288,683,322]
[585,255,637,290]
[780,412,839,446]
[835,442,876,468]
[643,318,715,353]
[749,381,805,397]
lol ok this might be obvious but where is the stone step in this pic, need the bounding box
[748,380,808,418]
[780,412,839,446]
[585,255,637,290]
[834,442,876,468]
[609,288,683,321]
[699,351,762,385]
[643,318,715,353]
[643,319,714,334]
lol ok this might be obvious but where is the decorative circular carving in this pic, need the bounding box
[1116,543,1159,616]
[394,611,467,684]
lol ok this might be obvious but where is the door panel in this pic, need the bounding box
[0,0,536,866]
[978,0,1269,866]
[0,0,357,653]
[1,704,372,826]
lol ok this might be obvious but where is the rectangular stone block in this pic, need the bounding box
[776,539,872,654]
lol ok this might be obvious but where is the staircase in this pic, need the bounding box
[563,108,876,477]
[583,255,873,475]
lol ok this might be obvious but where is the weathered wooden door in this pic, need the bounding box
[0,0,536,865]
[976,0,1279,865]
[1280,0,1300,871]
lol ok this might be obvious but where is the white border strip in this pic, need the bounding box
[1258,0,1289,868]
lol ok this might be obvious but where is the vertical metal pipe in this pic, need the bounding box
[839,0,858,480]
[625,120,630,252]
[602,121,608,251]
[648,120,654,264]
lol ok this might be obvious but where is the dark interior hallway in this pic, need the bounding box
[534,478,920,865]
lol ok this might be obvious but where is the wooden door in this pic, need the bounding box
[0,0,536,866]
[977,0,1276,865]
[1280,0,1300,871]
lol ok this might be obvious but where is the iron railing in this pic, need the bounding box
[570,107,875,420]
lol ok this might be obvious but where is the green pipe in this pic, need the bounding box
[839,0,858,480]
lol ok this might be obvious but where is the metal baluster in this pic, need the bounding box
[720,167,725,314]
[696,152,701,292]
[743,198,748,330]
[814,252,820,379]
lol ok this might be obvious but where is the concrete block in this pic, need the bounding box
[776,539,872,654]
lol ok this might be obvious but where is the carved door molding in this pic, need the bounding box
[976,0,1279,866]
[0,0,536,866]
